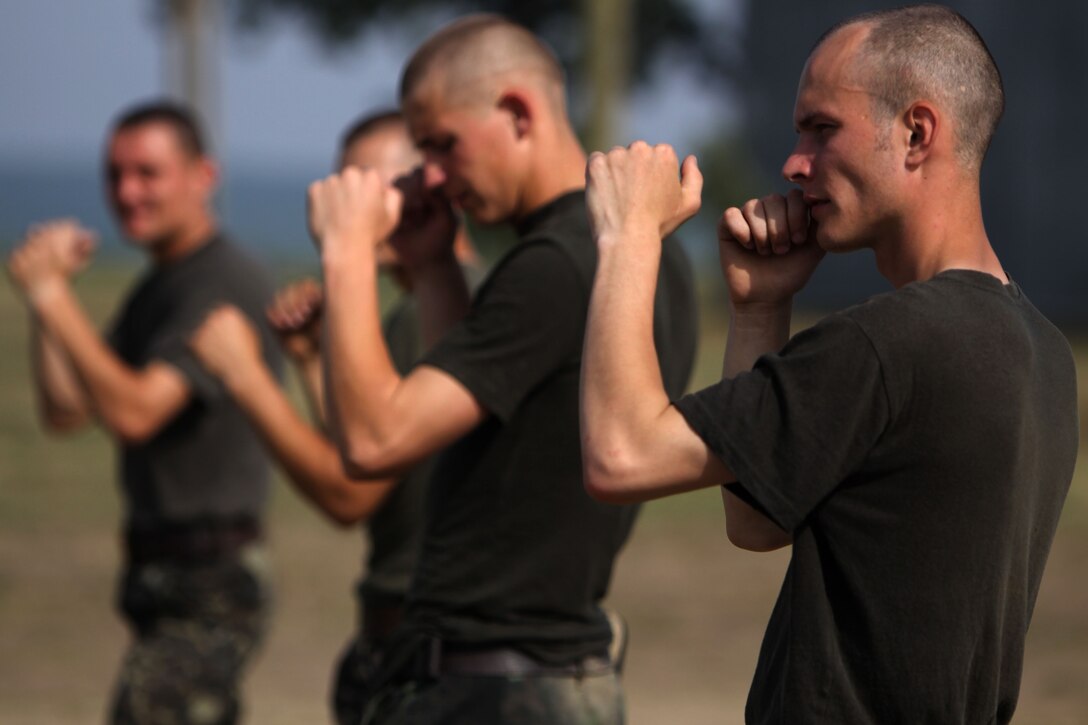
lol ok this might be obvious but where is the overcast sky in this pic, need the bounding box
[1,0,737,172]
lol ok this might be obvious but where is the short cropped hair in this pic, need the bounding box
[111,100,208,158]
[339,109,405,156]
[399,14,566,110]
[825,4,1004,172]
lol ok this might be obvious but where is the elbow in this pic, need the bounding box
[108,411,162,446]
[339,438,400,481]
[325,505,366,528]
[582,446,644,505]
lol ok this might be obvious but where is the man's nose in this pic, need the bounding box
[422,160,447,190]
[781,144,813,184]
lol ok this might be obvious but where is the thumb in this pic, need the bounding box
[384,184,405,230]
[679,155,703,219]
[661,154,703,237]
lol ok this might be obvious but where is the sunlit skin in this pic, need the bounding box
[781,25,903,254]
[105,123,216,263]
[404,79,531,225]
[340,125,423,269]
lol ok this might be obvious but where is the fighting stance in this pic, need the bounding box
[308,15,697,724]
[188,110,479,725]
[581,6,1077,724]
[6,102,280,724]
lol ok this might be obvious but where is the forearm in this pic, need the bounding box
[30,313,91,430]
[30,281,168,437]
[408,252,471,349]
[222,359,394,525]
[582,231,729,502]
[293,353,327,426]
[719,303,793,550]
[321,242,406,471]
[723,302,793,378]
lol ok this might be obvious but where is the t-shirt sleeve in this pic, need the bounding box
[147,328,221,403]
[107,290,223,404]
[674,313,889,532]
[422,242,585,422]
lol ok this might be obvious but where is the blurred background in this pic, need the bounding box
[1,1,1086,723]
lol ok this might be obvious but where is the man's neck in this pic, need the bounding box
[515,134,587,221]
[151,213,216,266]
[874,183,1004,288]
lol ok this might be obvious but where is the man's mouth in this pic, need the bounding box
[804,196,830,217]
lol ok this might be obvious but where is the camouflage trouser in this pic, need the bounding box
[109,545,271,725]
[359,670,625,725]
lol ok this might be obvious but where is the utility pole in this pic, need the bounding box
[583,0,632,152]
[161,0,222,154]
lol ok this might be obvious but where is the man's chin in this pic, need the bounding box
[464,205,511,227]
[119,223,163,248]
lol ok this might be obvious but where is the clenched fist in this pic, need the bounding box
[7,219,97,300]
[717,190,824,306]
[266,278,323,362]
[308,166,403,257]
[585,141,703,248]
[189,305,262,381]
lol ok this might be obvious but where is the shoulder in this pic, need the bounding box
[480,237,592,304]
[515,191,597,286]
[204,234,273,281]
[194,234,276,302]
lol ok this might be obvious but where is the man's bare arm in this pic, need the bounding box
[266,278,328,425]
[30,280,190,443]
[713,193,826,550]
[580,143,730,502]
[581,144,823,550]
[312,167,485,479]
[191,306,396,526]
[8,220,189,443]
[31,316,92,431]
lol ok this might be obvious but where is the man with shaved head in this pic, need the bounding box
[581,5,1076,723]
[189,109,480,725]
[308,14,697,725]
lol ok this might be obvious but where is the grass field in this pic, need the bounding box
[1,263,1085,724]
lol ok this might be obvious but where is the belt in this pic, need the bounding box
[437,646,613,678]
[125,517,262,564]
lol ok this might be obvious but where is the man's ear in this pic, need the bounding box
[903,101,938,169]
[498,91,533,139]
[192,155,219,199]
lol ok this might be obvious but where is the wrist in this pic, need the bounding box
[26,276,69,308]
[320,232,377,267]
[595,224,662,255]
[729,301,792,333]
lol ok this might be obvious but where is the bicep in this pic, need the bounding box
[115,361,192,442]
[343,364,487,478]
[398,364,487,451]
[584,403,737,504]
